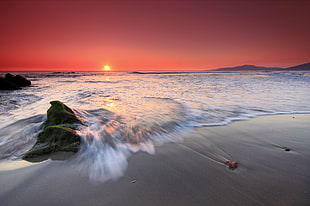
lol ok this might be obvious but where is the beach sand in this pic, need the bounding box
[0,114,309,205]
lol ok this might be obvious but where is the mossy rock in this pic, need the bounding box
[44,101,82,128]
[23,126,80,159]
[23,101,82,161]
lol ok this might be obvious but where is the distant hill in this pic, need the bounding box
[212,65,283,71]
[211,62,310,71]
[285,62,310,71]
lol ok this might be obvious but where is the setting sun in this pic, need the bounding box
[103,65,111,71]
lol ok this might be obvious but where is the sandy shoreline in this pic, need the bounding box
[0,114,309,205]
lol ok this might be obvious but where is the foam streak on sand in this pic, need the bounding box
[73,111,130,182]
[72,107,185,182]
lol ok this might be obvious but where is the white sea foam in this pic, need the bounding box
[71,104,187,182]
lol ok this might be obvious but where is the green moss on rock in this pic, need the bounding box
[23,101,82,161]
[44,101,82,128]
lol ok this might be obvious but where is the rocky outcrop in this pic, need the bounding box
[44,101,82,128]
[0,77,20,90]
[0,73,31,90]
[23,101,82,160]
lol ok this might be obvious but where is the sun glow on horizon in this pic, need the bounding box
[103,65,111,71]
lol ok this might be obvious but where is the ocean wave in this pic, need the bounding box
[0,93,43,116]
[1,100,309,182]
[131,71,208,75]
[0,114,45,160]
[1,70,310,182]
[72,98,189,182]
[0,97,189,182]
[84,80,122,84]
[190,110,310,127]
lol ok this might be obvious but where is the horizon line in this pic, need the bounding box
[0,61,309,72]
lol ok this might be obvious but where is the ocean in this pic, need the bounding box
[1,70,310,182]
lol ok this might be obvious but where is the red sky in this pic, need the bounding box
[0,0,309,71]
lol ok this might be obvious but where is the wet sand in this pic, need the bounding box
[0,114,309,205]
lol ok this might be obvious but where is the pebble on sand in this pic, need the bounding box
[227,161,238,170]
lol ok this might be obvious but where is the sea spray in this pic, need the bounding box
[72,103,188,183]
[0,115,45,160]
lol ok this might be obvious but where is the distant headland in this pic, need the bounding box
[211,62,310,71]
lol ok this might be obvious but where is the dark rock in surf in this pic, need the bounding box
[23,101,82,160]
[0,73,31,90]
[0,77,21,90]
[23,126,81,159]
[44,101,82,128]
[5,73,31,87]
